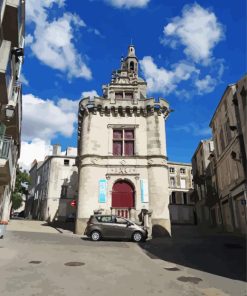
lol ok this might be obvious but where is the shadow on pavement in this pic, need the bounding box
[139,225,246,282]
[41,221,75,233]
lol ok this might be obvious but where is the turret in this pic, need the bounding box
[121,45,138,75]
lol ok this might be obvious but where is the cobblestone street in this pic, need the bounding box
[0,220,245,296]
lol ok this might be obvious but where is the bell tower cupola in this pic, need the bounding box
[121,44,138,75]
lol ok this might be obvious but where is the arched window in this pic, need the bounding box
[129,61,135,71]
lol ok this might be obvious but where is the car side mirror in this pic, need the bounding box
[126,221,132,227]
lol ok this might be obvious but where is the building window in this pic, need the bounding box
[180,168,185,174]
[115,92,123,100]
[64,159,70,166]
[170,177,175,187]
[169,167,175,174]
[225,120,232,145]
[113,129,134,156]
[125,92,133,100]
[130,61,135,71]
[60,185,68,198]
[219,128,225,152]
[214,137,219,157]
[240,87,246,109]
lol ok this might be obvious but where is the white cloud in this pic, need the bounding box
[140,56,198,95]
[173,122,211,137]
[163,3,224,63]
[26,0,92,80]
[19,74,29,86]
[19,139,52,171]
[22,94,77,141]
[81,90,99,99]
[104,0,149,8]
[20,93,80,170]
[195,75,217,95]
[25,34,33,46]
[57,98,79,113]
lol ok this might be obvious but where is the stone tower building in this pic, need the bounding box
[76,45,172,236]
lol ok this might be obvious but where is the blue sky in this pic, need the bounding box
[19,0,246,169]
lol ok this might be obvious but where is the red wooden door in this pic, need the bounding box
[112,181,134,208]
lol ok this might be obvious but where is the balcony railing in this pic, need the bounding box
[0,136,16,166]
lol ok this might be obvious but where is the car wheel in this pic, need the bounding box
[91,230,101,241]
[132,231,143,242]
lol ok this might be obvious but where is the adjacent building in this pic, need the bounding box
[76,45,172,237]
[0,0,25,224]
[192,139,217,226]
[167,161,195,224]
[26,145,78,222]
[209,75,247,234]
[192,75,247,235]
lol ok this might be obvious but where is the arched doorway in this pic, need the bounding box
[112,180,135,218]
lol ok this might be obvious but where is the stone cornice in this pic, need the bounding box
[78,97,169,117]
[78,163,168,169]
[77,154,168,160]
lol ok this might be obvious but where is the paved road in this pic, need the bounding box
[0,220,246,296]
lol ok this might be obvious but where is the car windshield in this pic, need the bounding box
[115,217,128,224]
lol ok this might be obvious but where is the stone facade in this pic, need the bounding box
[27,145,78,222]
[209,76,247,234]
[192,75,247,235]
[0,0,25,225]
[76,45,172,237]
[192,139,217,226]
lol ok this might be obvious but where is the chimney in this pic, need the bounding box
[53,144,61,155]
[66,147,77,156]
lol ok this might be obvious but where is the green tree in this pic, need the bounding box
[11,166,30,211]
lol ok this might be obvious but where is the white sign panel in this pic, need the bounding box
[99,179,107,203]
[141,179,149,203]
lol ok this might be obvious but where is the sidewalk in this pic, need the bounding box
[6,219,60,234]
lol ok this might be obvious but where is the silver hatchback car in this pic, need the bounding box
[85,215,148,242]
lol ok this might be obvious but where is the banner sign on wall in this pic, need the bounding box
[141,179,149,203]
[99,179,107,203]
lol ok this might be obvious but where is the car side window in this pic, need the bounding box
[101,216,113,223]
[116,217,127,224]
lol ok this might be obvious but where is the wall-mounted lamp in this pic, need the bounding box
[11,47,24,63]
[5,105,15,120]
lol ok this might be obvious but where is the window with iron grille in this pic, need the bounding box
[113,129,134,156]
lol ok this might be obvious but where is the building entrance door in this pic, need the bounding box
[112,181,134,218]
